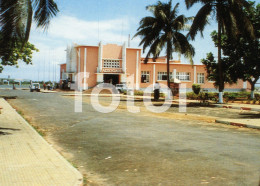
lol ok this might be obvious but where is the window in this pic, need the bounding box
[176,72,190,81]
[141,71,150,83]
[157,72,173,81]
[103,60,120,68]
[197,73,205,84]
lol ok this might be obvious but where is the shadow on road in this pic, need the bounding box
[0,127,21,136]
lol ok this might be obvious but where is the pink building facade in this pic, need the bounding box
[60,42,250,92]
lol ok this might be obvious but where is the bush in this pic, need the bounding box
[134,90,144,96]
[227,93,236,101]
[192,84,201,95]
[208,93,218,100]
[255,93,260,100]
[186,92,199,100]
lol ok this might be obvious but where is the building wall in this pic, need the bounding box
[62,43,250,92]
[139,63,250,91]
[103,44,122,59]
[86,47,99,88]
[126,48,141,88]
[76,46,99,88]
[60,64,66,82]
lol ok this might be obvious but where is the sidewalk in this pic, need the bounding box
[0,98,83,185]
[215,119,260,130]
[213,103,260,112]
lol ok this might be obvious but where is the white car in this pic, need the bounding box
[30,83,41,92]
[116,84,128,93]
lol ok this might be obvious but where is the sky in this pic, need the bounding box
[0,0,220,82]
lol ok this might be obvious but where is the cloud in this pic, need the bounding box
[40,15,136,45]
[1,15,141,81]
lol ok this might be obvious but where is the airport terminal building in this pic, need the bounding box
[60,42,249,92]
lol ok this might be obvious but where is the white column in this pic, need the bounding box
[122,42,127,74]
[120,74,126,83]
[78,48,81,73]
[153,64,156,84]
[173,69,176,79]
[97,74,103,83]
[77,48,81,90]
[84,48,87,90]
[194,66,197,83]
[98,41,103,73]
[135,51,140,90]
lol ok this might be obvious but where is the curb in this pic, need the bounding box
[215,119,260,130]
[213,104,260,112]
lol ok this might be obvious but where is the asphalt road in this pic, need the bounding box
[1,89,260,185]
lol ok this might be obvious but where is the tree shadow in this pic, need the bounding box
[0,131,11,135]
[238,113,260,119]
[0,127,21,136]
[0,127,21,131]
[0,96,17,100]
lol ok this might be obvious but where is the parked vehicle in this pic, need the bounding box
[29,83,40,92]
[116,84,128,92]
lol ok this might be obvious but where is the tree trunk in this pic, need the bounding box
[217,17,224,103]
[166,40,171,100]
[251,84,255,99]
[166,41,170,89]
[250,80,257,99]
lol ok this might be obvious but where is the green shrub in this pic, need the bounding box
[227,93,236,101]
[134,90,144,96]
[186,92,199,100]
[192,84,201,95]
[208,93,218,100]
[255,93,260,100]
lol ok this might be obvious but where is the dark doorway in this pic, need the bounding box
[104,74,119,85]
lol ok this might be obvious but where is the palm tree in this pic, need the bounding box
[185,0,254,103]
[134,1,195,89]
[0,0,59,56]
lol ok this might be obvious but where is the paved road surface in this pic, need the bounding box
[1,89,259,185]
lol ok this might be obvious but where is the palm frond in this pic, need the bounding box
[0,0,21,55]
[187,3,213,40]
[229,1,255,38]
[24,0,33,44]
[173,32,195,64]
[33,0,59,29]
[185,0,212,9]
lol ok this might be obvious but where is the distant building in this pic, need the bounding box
[60,42,250,92]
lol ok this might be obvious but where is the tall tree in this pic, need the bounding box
[185,0,254,103]
[207,2,260,99]
[0,0,58,59]
[134,1,195,89]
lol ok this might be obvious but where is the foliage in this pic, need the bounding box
[0,41,39,72]
[201,52,238,88]
[185,0,254,96]
[187,92,218,100]
[202,2,260,94]
[192,84,201,95]
[134,1,194,87]
[186,92,199,100]
[0,0,58,59]
[185,0,254,40]
[186,91,256,101]
[134,90,144,96]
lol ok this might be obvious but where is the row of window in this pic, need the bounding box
[103,60,120,68]
[141,71,205,84]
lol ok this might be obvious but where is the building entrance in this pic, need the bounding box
[103,74,119,85]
